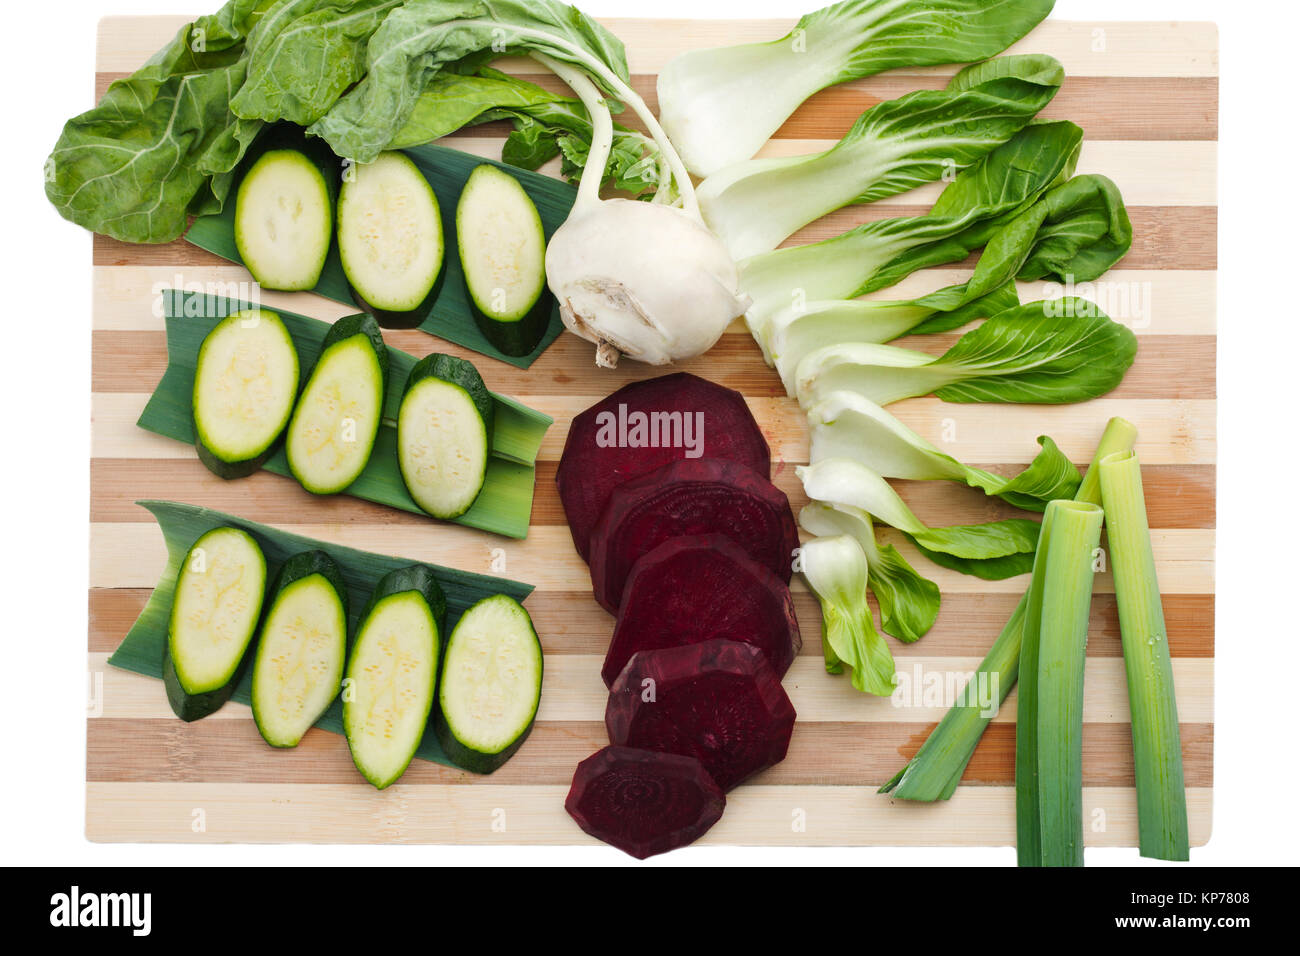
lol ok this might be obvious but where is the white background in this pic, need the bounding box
[1,0,1294,867]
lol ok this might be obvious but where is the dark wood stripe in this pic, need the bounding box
[84,718,1213,787]
[88,458,1216,530]
[92,206,1219,271]
[94,73,1218,142]
[90,588,1215,658]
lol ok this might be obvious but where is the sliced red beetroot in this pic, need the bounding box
[607,640,797,791]
[602,534,801,686]
[565,746,726,859]
[556,373,770,562]
[588,457,799,614]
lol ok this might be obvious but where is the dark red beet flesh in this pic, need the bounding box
[602,534,801,686]
[588,457,799,614]
[565,746,726,859]
[607,640,797,791]
[556,373,771,562]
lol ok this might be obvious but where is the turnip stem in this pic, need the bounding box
[530,54,612,211]
[882,417,1136,802]
[1099,450,1190,861]
[1016,498,1104,867]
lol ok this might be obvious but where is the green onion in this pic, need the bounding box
[1099,450,1190,861]
[881,417,1137,801]
[1016,498,1104,867]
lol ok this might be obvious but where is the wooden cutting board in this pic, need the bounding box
[87,15,1216,847]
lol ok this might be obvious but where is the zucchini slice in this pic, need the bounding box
[338,151,446,328]
[285,313,389,495]
[397,354,494,519]
[234,148,334,291]
[251,550,349,748]
[435,594,543,774]
[163,527,268,722]
[343,565,447,789]
[456,164,551,356]
[192,308,300,479]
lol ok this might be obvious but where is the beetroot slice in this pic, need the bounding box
[565,746,726,859]
[556,373,770,562]
[602,534,801,686]
[607,640,797,791]
[588,457,799,614]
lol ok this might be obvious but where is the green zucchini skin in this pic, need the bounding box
[251,550,349,748]
[351,272,445,330]
[344,564,447,788]
[434,594,543,775]
[285,312,390,495]
[456,164,551,356]
[192,309,301,480]
[397,354,495,519]
[163,641,250,722]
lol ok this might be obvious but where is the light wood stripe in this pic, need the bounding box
[83,782,1212,846]
[88,589,1217,658]
[88,459,1217,529]
[85,719,1213,788]
[94,18,1220,78]
[89,652,1213,724]
[87,522,1215,594]
[92,267,1218,336]
[91,392,1219,465]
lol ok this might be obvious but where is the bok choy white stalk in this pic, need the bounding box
[806,390,1082,509]
[799,534,899,696]
[1015,497,1105,867]
[1099,451,1190,861]
[881,417,1137,801]
[696,54,1064,259]
[533,54,749,368]
[794,299,1138,409]
[657,0,1057,177]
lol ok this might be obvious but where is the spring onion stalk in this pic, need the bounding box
[1099,451,1190,861]
[882,417,1138,801]
[1015,498,1104,868]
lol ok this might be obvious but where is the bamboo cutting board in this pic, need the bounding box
[87,15,1217,848]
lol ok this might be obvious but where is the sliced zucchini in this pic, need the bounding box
[163,527,268,722]
[435,594,543,774]
[456,164,551,356]
[397,353,494,520]
[251,550,349,748]
[343,565,447,789]
[285,313,389,495]
[338,151,445,328]
[234,148,334,291]
[192,308,300,479]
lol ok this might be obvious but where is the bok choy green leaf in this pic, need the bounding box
[657,0,1056,176]
[806,391,1081,510]
[795,299,1138,409]
[698,54,1064,259]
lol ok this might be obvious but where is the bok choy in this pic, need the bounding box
[795,299,1138,409]
[697,54,1064,259]
[657,0,1056,176]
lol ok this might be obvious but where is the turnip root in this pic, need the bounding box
[533,54,749,368]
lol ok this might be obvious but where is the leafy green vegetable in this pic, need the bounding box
[798,534,899,696]
[806,391,1081,510]
[698,54,1064,259]
[108,500,536,769]
[1099,451,1190,861]
[882,417,1137,802]
[141,290,552,539]
[799,501,939,645]
[739,121,1085,343]
[1015,498,1104,868]
[185,140,572,368]
[795,299,1139,409]
[657,0,1057,176]
[799,459,1041,581]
